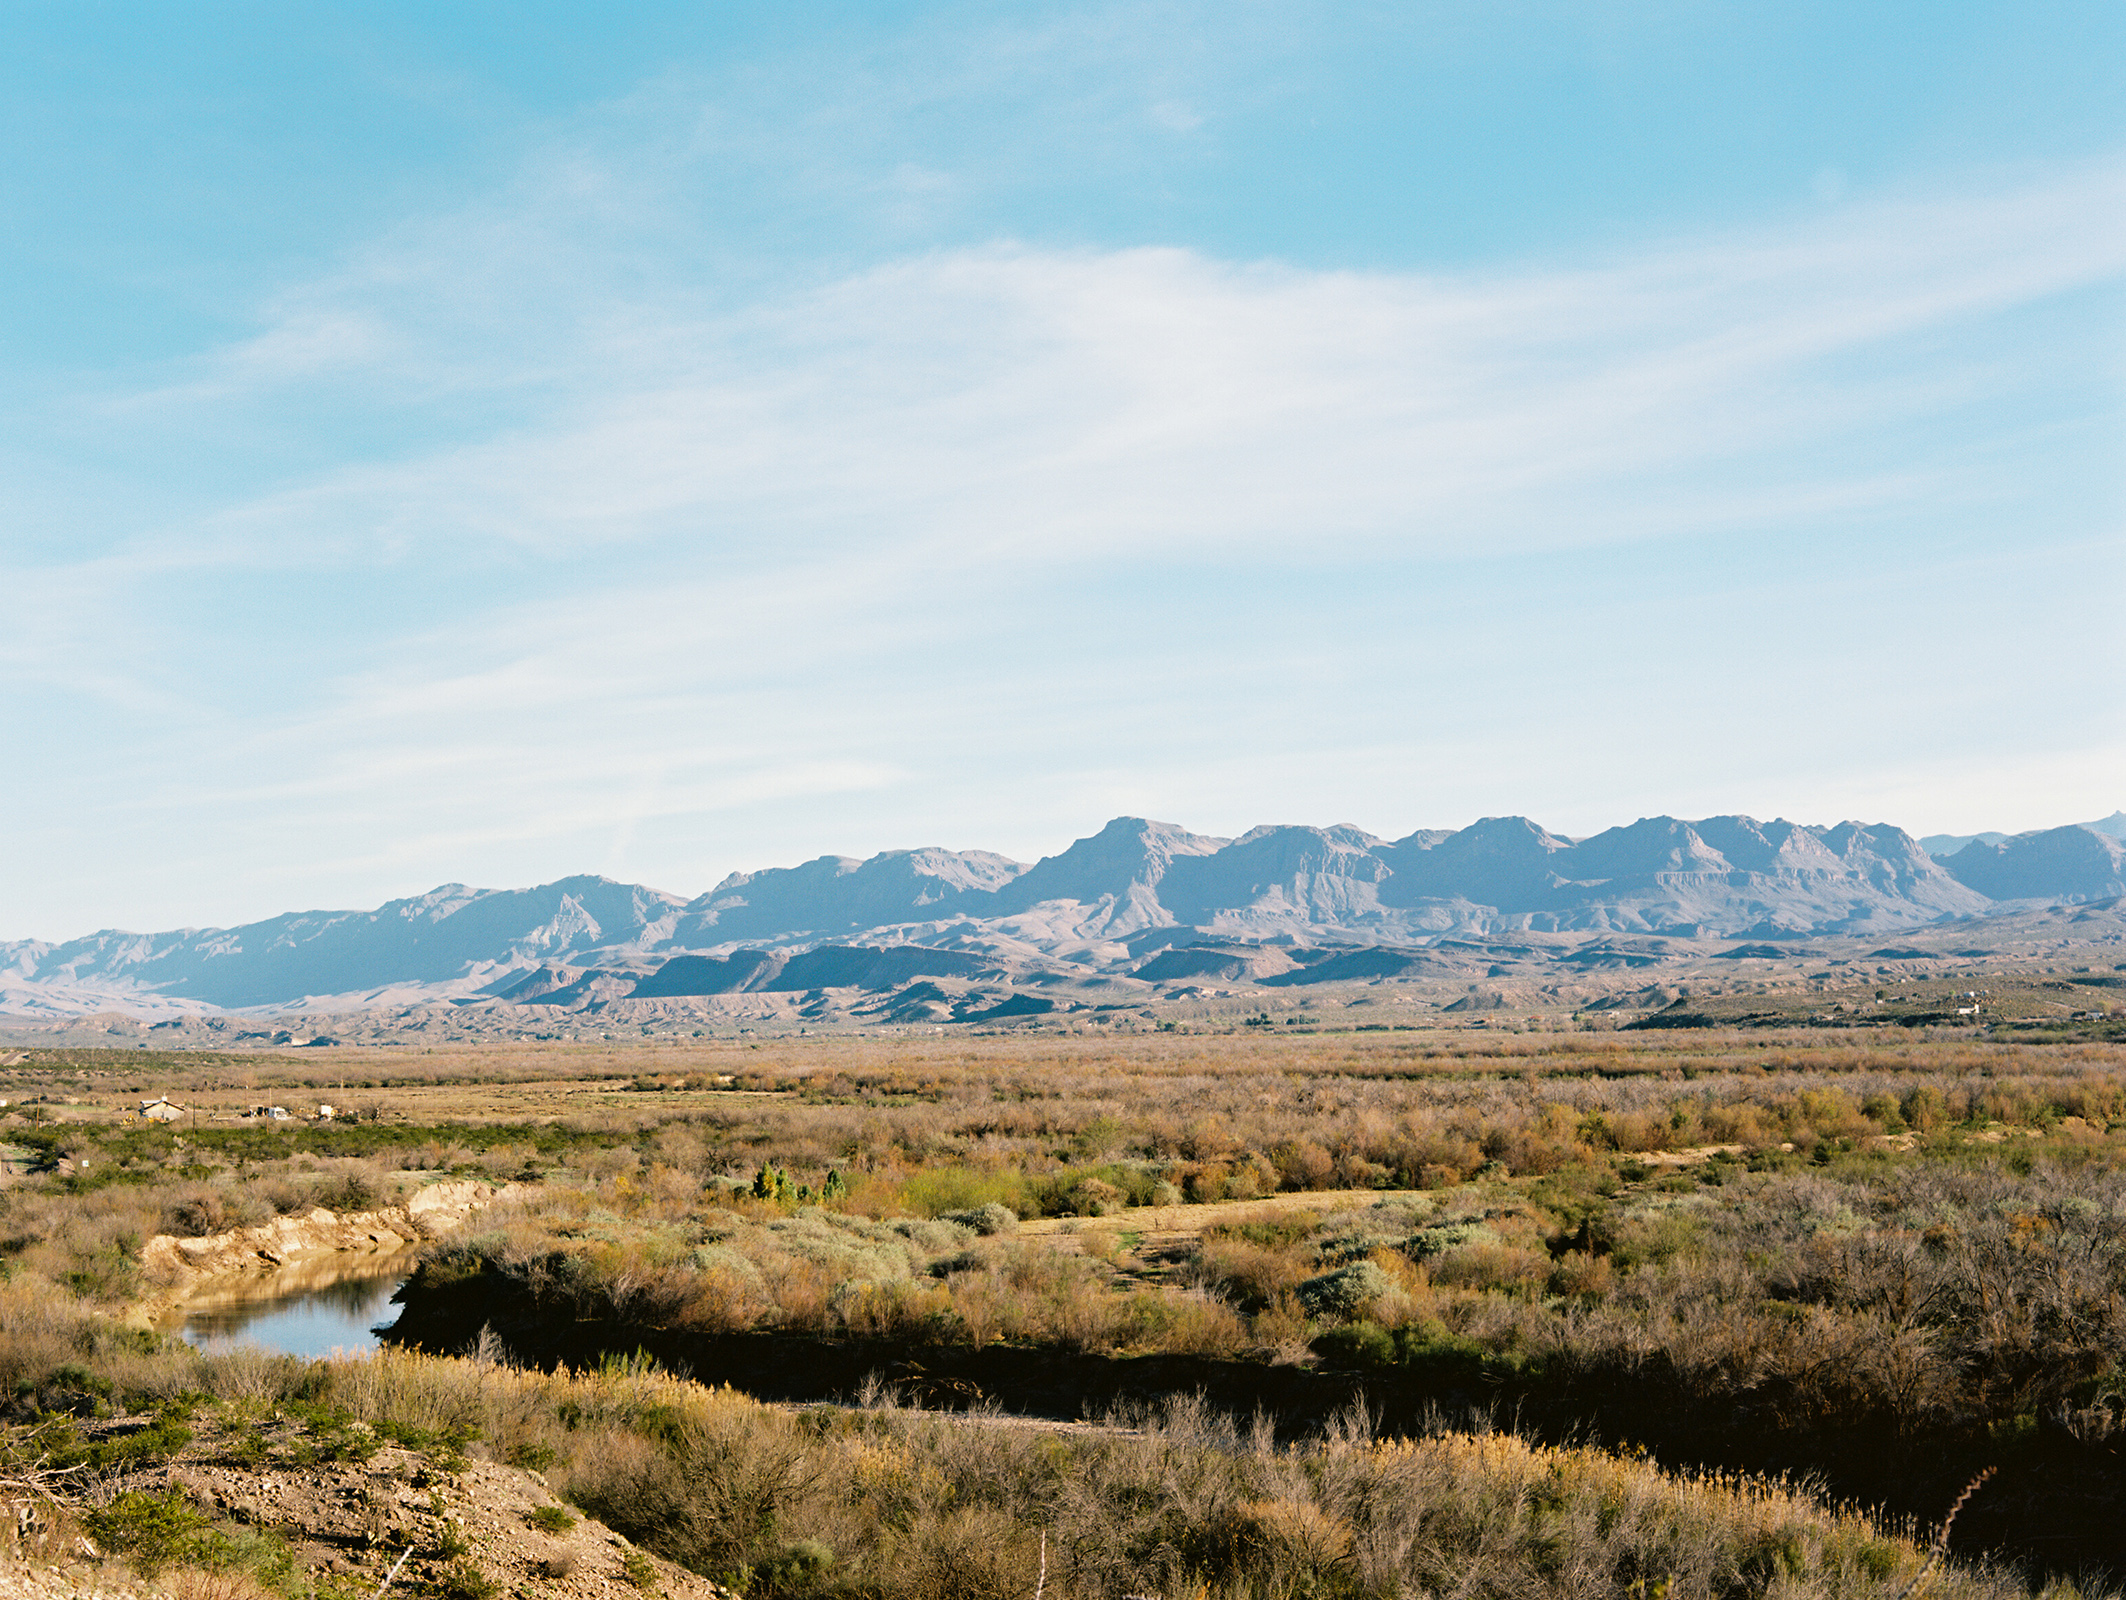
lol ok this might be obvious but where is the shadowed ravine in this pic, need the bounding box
[384,1266,2126,1586]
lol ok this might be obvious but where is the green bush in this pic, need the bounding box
[1311,1317,1492,1381]
[86,1490,218,1574]
[1406,1220,1501,1259]
[43,1362,113,1415]
[898,1167,1024,1218]
[1311,1320,1396,1368]
[508,1439,560,1472]
[1296,1260,1397,1317]
[754,1539,835,1594]
[435,1558,498,1600]
[60,1240,141,1302]
[938,1203,1018,1236]
[92,1409,194,1467]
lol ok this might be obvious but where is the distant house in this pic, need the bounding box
[139,1098,184,1123]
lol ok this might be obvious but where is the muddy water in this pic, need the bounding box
[175,1250,419,1358]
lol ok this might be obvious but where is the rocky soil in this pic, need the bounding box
[13,1409,733,1600]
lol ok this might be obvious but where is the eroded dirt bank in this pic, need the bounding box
[9,1409,734,1600]
[134,1179,518,1327]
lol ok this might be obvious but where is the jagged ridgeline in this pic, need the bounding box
[4,812,2123,1015]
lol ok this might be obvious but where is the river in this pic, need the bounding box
[174,1249,419,1358]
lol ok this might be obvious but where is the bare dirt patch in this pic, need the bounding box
[1015,1187,1390,1242]
[1017,1188,1413,1290]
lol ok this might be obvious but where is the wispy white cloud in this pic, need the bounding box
[4,141,2121,936]
[70,157,2123,588]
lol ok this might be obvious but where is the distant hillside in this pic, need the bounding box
[0,877,685,1012]
[2083,811,2126,841]
[2,807,2118,1016]
[1941,825,2126,903]
[1923,813,2122,857]
[674,848,1027,944]
[1919,831,2009,858]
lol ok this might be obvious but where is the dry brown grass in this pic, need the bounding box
[159,1566,283,1600]
[122,1345,2020,1600]
[355,1353,2074,1600]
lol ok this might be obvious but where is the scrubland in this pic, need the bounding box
[1,1030,2123,1598]
[0,1327,2037,1600]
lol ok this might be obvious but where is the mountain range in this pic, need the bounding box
[4,812,2122,1017]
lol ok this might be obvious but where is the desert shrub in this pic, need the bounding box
[686,1241,766,1285]
[1199,1232,1309,1300]
[1548,1249,1614,1298]
[196,1347,316,1405]
[760,1210,973,1290]
[832,1279,954,1341]
[313,1166,383,1213]
[1297,1260,1399,1318]
[87,1490,218,1575]
[1104,1289,1251,1358]
[160,1568,281,1600]
[164,1191,237,1237]
[752,1538,835,1594]
[1863,1091,1905,1129]
[1311,1316,1491,1380]
[1018,1165,1160,1217]
[12,1028,2125,1584]
[1180,1164,1228,1203]
[61,1239,141,1302]
[873,1505,1040,1600]
[897,1168,1022,1218]
[563,1388,820,1578]
[1269,1139,1338,1191]
[1428,1240,1553,1293]
[1067,1177,1124,1216]
[1405,1219,1500,1259]
[1904,1085,1951,1132]
[938,1203,1018,1236]
[1211,1212,1321,1250]
[435,1557,498,1600]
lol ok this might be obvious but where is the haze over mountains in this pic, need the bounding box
[5,812,2122,1019]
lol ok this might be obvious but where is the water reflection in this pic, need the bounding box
[179,1253,417,1358]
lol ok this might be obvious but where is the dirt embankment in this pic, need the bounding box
[169,1438,734,1600]
[11,1413,734,1600]
[134,1179,519,1325]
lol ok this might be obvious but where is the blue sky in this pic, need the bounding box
[3,1,2122,939]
